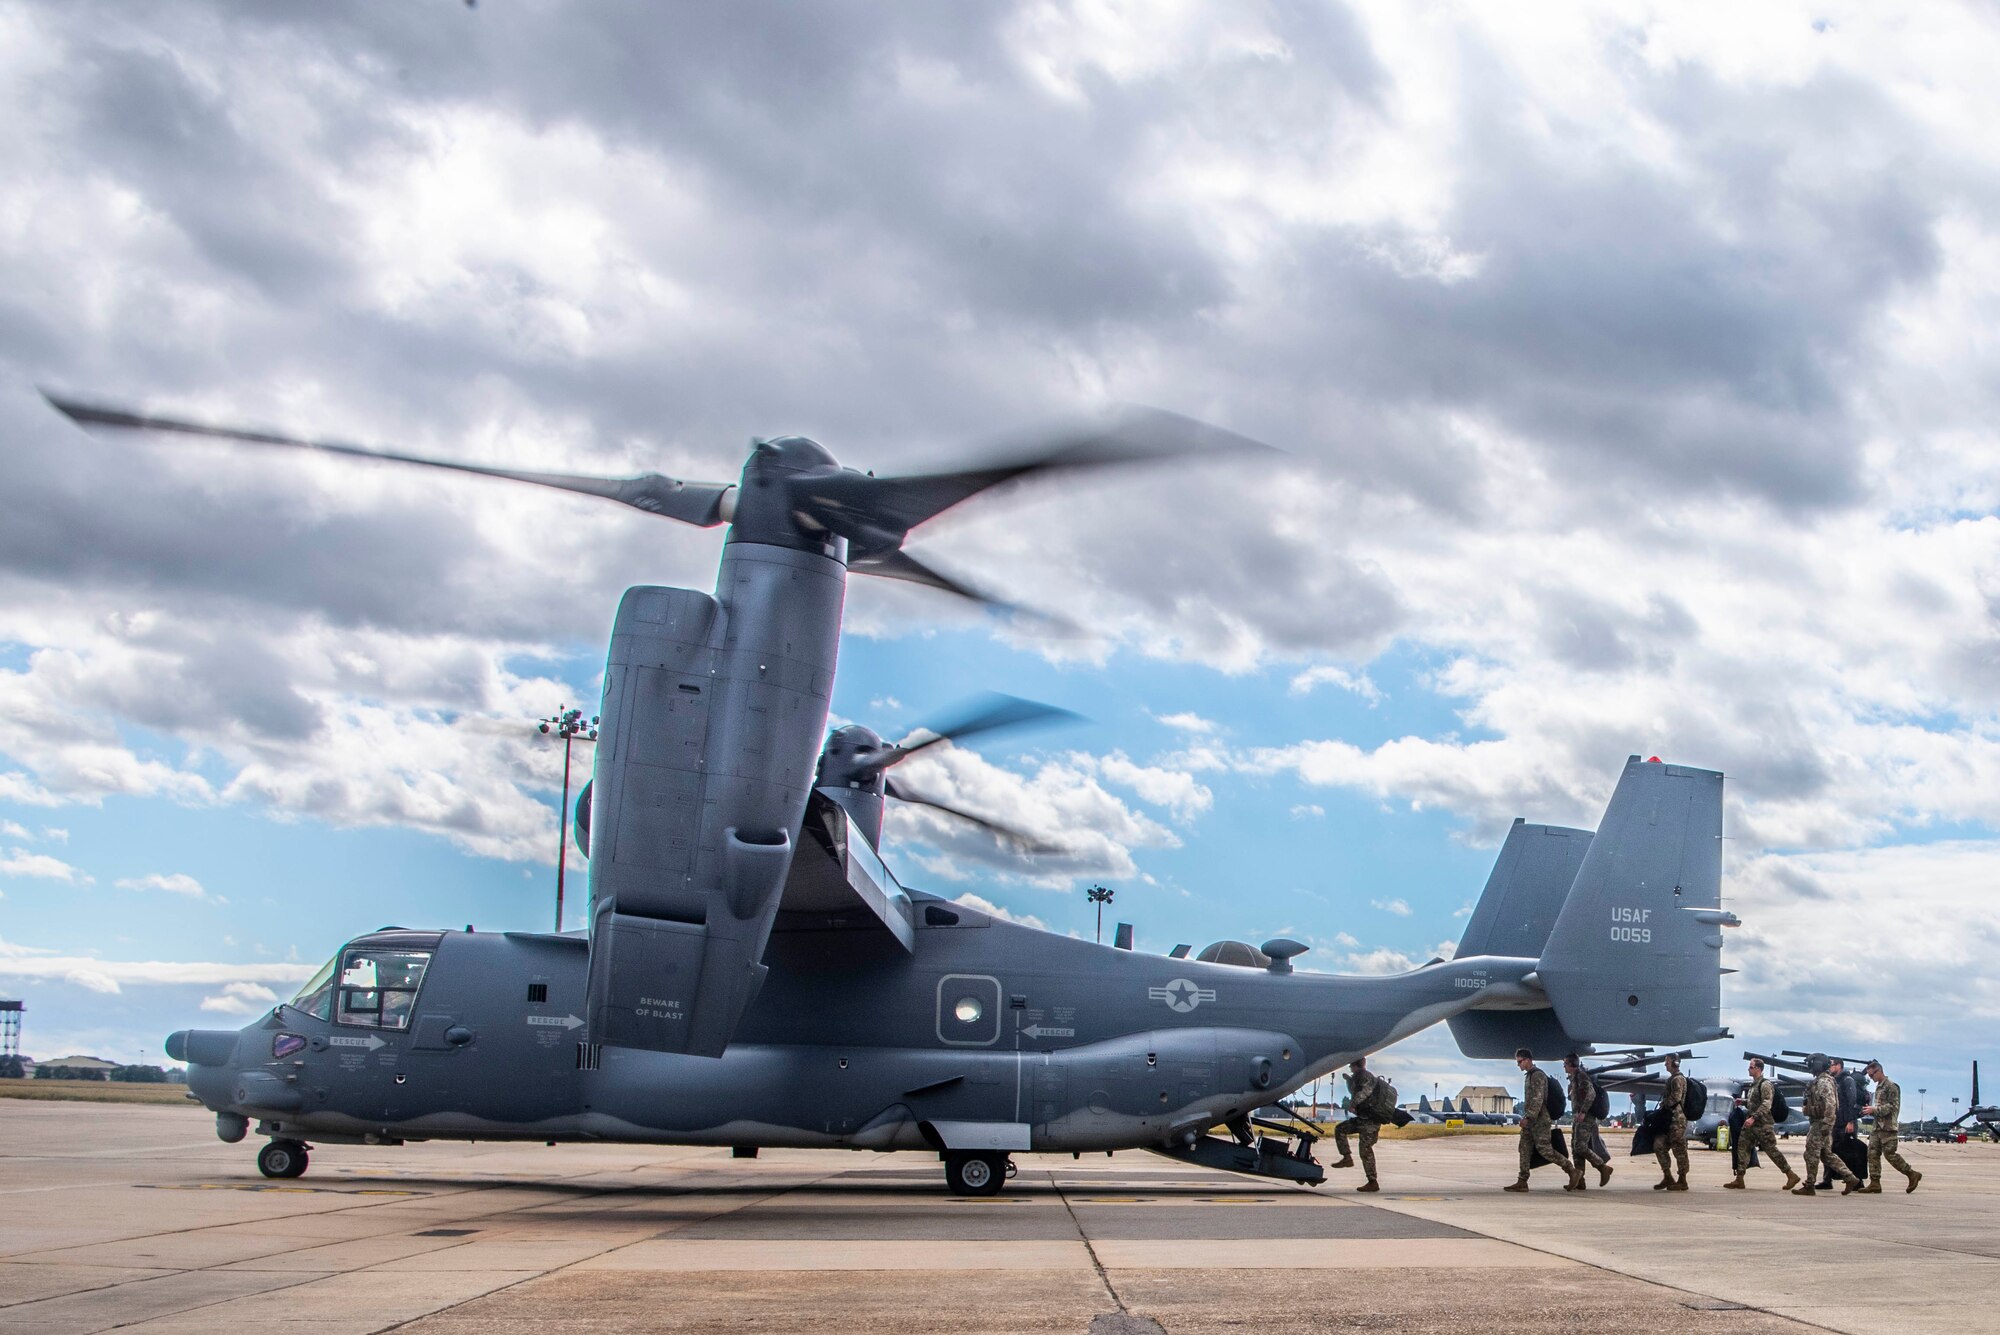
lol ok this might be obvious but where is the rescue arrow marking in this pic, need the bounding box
[526,1014,585,1030]
[327,1035,386,1051]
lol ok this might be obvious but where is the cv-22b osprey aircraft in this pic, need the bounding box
[48,395,1739,1195]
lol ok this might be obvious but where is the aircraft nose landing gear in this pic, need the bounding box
[256,1139,310,1179]
[944,1150,1009,1196]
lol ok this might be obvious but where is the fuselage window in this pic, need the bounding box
[335,948,433,1030]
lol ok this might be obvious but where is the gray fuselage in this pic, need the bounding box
[185,901,1538,1155]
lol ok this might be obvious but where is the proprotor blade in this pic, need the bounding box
[808,405,1273,540]
[882,775,1066,854]
[881,692,1078,768]
[42,392,735,527]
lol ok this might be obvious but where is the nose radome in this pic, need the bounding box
[166,1029,240,1067]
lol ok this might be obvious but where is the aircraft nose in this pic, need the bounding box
[165,1029,240,1067]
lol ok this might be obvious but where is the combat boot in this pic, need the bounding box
[1652,1174,1673,1190]
[1860,1180,1882,1193]
[1597,1163,1613,1187]
[1356,1180,1379,1193]
[1906,1170,1923,1193]
[1782,1171,1801,1191]
[1791,1182,1816,1196]
[1839,1178,1861,1195]
[1667,1172,1689,1192]
[1503,1180,1530,1193]
[1330,1155,1355,1169]
[1724,1173,1746,1189]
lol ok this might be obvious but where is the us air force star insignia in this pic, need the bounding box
[1147,978,1217,1013]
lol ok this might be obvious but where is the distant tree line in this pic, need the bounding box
[24,1063,176,1083]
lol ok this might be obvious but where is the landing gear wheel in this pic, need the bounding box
[257,1140,309,1179]
[944,1151,1006,1196]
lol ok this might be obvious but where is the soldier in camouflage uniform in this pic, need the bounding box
[1504,1048,1574,1192]
[1652,1052,1691,1191]
[1861,1060,1922,1193]
[1564,1052,1612,1190]
[1725,1056,1799,1191]
[1795,1052,1860,1196]
[1330,1057,1385,1193]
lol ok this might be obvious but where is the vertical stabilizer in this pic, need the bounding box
[1448,819,1594,1058]
[1537,756,1731,1046]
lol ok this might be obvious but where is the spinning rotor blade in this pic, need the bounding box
[883,776,1065,855]
[882,692,1078,768]
[821,406,1272,613]
[42,393,735,527]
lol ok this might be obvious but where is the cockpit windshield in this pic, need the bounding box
[287,942,435,1029]
[289,953,339,1021]
[334,948,432,1029]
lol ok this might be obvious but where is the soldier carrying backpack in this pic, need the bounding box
[1652,1052,1693,1191]
[1565,1053,1614,1190]
[1504,1048,1576,1192]
[1330,1057,1392,1193]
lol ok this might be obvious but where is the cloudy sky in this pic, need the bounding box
[1,0,1996,1114]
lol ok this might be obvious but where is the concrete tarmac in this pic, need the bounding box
[1,1100,1993,1334]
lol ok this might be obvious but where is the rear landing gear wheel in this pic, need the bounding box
[257,1140,309,1179]
[944,1151,1006,1196]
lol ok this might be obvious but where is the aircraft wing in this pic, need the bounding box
[774,789,918,951]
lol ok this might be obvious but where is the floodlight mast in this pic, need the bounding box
[537,707,598,932]
[1087,884,1114,943]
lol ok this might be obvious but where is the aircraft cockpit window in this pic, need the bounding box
[289,954,339,1022]
[334,947,432,1030]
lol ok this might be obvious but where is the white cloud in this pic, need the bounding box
[950,892,1049,932]
[1083,752,1214,820]
[0,848,89,883]
[1289,666,1383,703]
[1155,711,1217,734]
[1289,803,1324,819]
[0,937,317,993]
[114,872,207,899]
[1371,897,1413,917]
[41,827,67,844]
[199,981,281,1015]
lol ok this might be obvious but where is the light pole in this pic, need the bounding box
[538,706,598,932]
[1086,884,1113,943]
[1920,1088,1927,1122]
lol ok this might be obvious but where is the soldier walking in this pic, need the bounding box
[1564,1053,1612,1190]
[1330,1057,1385,1193]
[1861,1060,1922,1193]
[1795,1053,1861,1196]
[1725,1056,1799,1191]
[1652,1052,1691,1191]
[1504,1048,1574,1192]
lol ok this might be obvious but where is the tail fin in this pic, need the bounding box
[1447,819,1594,1058]
[1975,1061,1981,1108]
[1537,756,1731,1046]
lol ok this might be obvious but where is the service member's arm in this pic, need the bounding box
[1874,1080,1900,1124]
[1523,1068,1546,1119]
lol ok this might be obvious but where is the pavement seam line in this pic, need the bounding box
[1053,1168,1127,1315]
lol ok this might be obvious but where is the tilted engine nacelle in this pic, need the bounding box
[584,560,843,1057]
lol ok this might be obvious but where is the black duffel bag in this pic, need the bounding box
[1631,1104,1671,1157]
[1528,1126,1571,1170]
